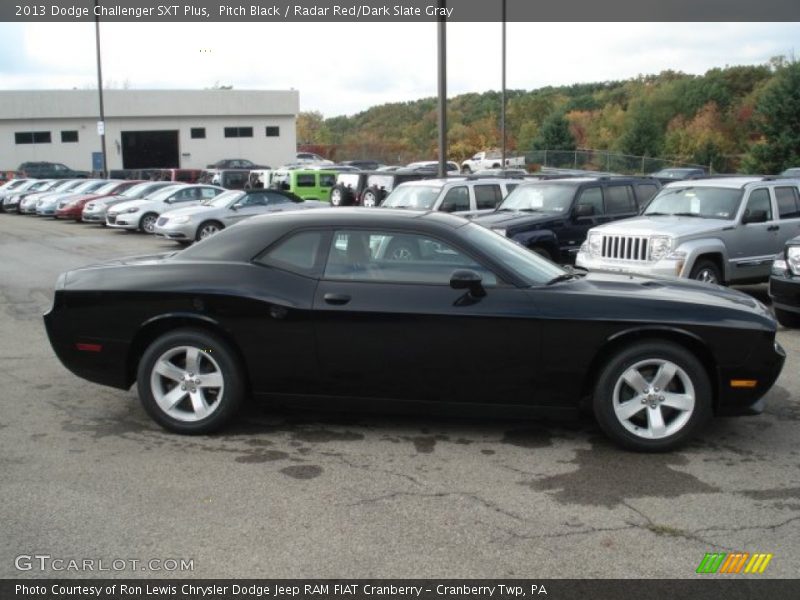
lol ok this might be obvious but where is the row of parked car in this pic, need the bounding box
[2,167,799,328]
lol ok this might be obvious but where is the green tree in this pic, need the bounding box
[531,112,575,151]
[743,61,800,173]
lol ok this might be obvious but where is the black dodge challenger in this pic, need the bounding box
[44,209,785,451]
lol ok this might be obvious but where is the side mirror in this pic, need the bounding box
[231,203,242,211]
[574,203,594,217]
[450,269,486,297]
[742,209,767,224]
[440,203,456,213]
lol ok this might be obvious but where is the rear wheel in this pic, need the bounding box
[461,166,472,175]
[689,259,722,284]
[386,238,420,261]
[593,340,712,452]
[139,212,158,234]
[137,328,245,434]
[196,220,223,241]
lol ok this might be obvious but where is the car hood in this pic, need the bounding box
[552,271,774,326]
[590,215,733,237]
[110,199,150,213]
[472,209,564,228]
[160,204,219,219]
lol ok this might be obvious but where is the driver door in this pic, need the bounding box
[313,229,542,406]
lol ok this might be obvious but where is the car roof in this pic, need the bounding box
[663,177,773,189]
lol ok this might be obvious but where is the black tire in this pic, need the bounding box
[361,188,380,208]
[774,307,800,328]
[137,328,245,434]
[386,237,420,261]
[461,166,472,175]
[592,340,712,452]
[196,220,224,241]
[330,185,354,207]
[139,212,159,234]
[689,259,722,285]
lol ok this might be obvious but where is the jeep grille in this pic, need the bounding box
[600,235,649,261]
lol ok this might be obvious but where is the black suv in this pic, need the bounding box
[329,170,437,207]
[18,161,89,179]
[471,176,661,262]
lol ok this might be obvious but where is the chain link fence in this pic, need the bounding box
[525,149,710,175]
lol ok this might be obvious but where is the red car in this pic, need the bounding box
[55,180,143,220]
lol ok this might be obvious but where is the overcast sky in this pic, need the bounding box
[0,22,797,117]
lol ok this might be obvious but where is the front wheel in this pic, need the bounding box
[592,340,712,452]
[137,328,245,434]
[689,259,722,285]
[196,220,223,241]
[361,189,379,207]
[139,212,159,234]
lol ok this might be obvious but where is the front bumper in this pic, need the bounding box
[106,214,138,230]
[716,338,786,416]
[154,220,194,240]
[576,251,684,279]
[769,273,800,314]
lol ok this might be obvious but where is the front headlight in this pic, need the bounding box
[492,228,507,237]
[788,246,800,276]
[648,236,673,261]
[126,207,140,214]
[587,231,602,256]
[170,216,191,224]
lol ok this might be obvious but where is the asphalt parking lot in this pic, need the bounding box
[1,214,799,579]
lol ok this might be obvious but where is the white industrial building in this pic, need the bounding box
[0,89,298,172]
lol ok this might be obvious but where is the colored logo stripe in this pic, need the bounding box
[696,552,773,574]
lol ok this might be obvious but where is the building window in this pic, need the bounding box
[15,131,51,144]
[224,127,253,138]
[265,126,280,137]
[190,128,206,139]
[61,130,79,143]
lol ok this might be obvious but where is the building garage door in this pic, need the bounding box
[121,130,179,169]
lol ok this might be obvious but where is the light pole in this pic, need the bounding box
[501,0,507,168]
[94,0,108,177]
[437,0,447,178]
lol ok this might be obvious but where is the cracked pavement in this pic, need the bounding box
[1,215,798,578]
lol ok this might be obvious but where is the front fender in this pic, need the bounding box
[674,238,730,280]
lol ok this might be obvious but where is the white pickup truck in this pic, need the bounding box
[460,150,526,174]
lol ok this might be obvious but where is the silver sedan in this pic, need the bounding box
[154,189,327,243]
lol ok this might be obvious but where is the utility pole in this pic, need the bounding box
[437,0,447,178]
[94,0,108,177]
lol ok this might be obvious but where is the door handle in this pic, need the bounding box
[323,293,351,306]
[767,225,779,231]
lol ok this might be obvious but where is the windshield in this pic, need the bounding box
[94,181,123,195]
[73,180,108,193]
[382,185,442,209]
[463,223,565,285]
[119,182,171,199]
[644,187,743,219]
[499,184,576,212]
[204,190,244,207]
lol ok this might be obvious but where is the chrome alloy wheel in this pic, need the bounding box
[150,345,225,422]
[611,358,695,440]
[330,188,342,206]
[198,223,221,239]
[693,267,719,284]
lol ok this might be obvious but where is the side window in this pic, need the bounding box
[576,187,603,216]
[319,174,336,187]
[264,192,290,205]
[244,193,268,206]
[775,187,800,219]
[744,188,772,221]
[296,174,315,187]
[635,183,659,207]
[172,189,193,202]
[324,230,497,285]
[200,187,220,199]
[604,185,636,214]
[440,186,470,212]
[474,185,502,209]
[255,231,324,276]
